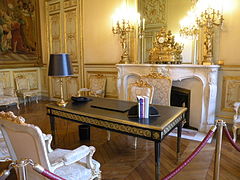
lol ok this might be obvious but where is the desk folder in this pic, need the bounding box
[91,99,134,113]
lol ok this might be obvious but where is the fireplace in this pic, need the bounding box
[171,86,196,130]
[116,64,220,133]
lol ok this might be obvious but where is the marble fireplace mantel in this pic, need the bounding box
[116,64,220,133]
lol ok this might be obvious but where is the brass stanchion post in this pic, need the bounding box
[214,119,225,180]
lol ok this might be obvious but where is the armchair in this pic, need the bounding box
[0,81,19,109]
[78,74,106,98]
[141,72,172,106]
[125,80,154,149]
[233,102,240,142]
[0,111,101,180]
[15,75,38,105]
[127,80,154,103]
[107,80,154,149]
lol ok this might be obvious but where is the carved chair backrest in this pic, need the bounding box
[0,111,51,179]
[15,75,30,91]
[88,74,107,97]
[127,80,154,104]
[141,72,172,106]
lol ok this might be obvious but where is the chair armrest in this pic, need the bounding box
[63,145,90,165]
[3,88,16,97]
[91,90,104,97]
[42,133,53,153]
[77,88,91,97]
[79,88,90,92]
[63,145,96,170]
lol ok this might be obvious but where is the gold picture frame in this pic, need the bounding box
[0,0,42,68]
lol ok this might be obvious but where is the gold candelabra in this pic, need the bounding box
[112,19,134,64]
[179,25,199,39]
[196,8,223,65]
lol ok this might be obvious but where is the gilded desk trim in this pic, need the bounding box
[46,104,186,132]
[47,107,185,141]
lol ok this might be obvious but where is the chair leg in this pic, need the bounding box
[232,125,238,142]
[134,137,137,149]
[36,96,38,103]
[94,172,102,180]
[23,96,26,106]
[107,131,111,141]
[16,102,20,109]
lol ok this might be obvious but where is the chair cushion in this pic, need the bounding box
[17,89,38,97]
[49,148,100,180]
[0,131,11,162]
[0,96,18,106]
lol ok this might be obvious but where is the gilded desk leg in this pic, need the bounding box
[177,120,182,161]
[50,115,56,147]
[155,141,161,180]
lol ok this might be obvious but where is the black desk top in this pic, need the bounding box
[46,97,187,131]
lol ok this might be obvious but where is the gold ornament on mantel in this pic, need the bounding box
[148,29,184,64]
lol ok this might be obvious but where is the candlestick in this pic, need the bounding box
[142,18,145,31]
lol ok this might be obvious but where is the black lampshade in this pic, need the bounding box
[48,54,73,77]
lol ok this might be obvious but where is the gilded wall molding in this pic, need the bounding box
[0,71,11,88]
[221,76,240,112]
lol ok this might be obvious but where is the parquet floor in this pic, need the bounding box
[0,101,240,180]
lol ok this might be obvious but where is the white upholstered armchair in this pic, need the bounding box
[0,81,19,109]
[141,72,172,106]
[15,75,38,105]
[78,74,107,98]
[0,111,101,180]
[233,102,240,142]
[127,80,154,103]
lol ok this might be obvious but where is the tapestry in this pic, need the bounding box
[0,0,41,68]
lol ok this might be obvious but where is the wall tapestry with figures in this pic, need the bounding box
[0,0,42,68]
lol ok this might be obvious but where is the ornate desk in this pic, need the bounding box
[46,97,187,179]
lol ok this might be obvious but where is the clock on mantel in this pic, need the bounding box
[149,29,184,64]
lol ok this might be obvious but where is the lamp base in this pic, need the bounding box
[57,99,68,107]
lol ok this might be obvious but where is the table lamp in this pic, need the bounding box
[48,54,73,107]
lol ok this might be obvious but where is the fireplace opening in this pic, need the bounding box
[171,86,197,130]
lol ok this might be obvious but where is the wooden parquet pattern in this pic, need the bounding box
[0,101,240,180]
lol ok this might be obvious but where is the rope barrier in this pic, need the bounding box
[162,125,217,180]
[32,163,66,180]
[223,126,240,152]
[0,159,66,180]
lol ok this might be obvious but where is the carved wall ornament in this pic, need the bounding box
[141,0,167,26]
[148,29,184,64]
[141,72,171,82]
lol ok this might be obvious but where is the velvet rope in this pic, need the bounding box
[32,164,66,180]
[223,126,240,152]
[162,126,216,180]
[40,169,66,180]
